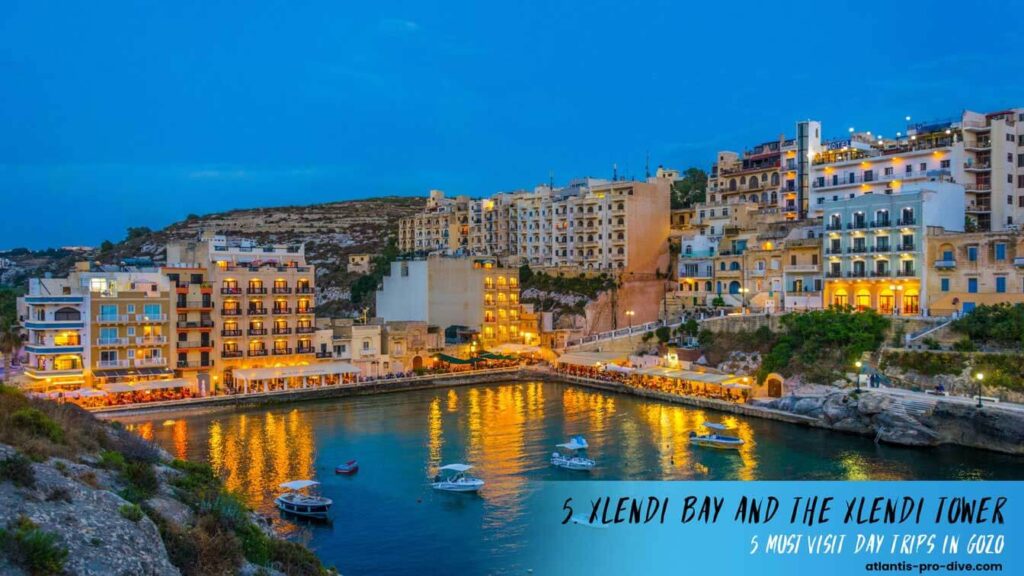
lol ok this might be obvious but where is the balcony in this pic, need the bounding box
[848,246,868,254]
[221,286,242,295]
[135,357,168,368]
[786,264,819,273]
[316,351,332,359]
[96,359,131,369]
[897,269,917,277]
[272,348,294,356]
[295,286,314,294]
[872,245,891,253]
[934,259,957,269]
[749,269,765,277]
[96,314,130,323]
[963,162,991,172]
[1014,258,1024,268]
[177,319,215,329]
[247,308,268,316]
[847,271,867,278]
[825,223,843,231]
[870,220,891,228]
[221,329,243,337]
[135,336,168,346]
[248,328,268,336]
[247,287,268,294]
[272,327,292,335]
[96,337,129,346]
[296,308,315,315]
[221,350,244,358]
[896,218,916,226]
[177,359,215,369]
[296,346,315,354]
[136,314,168,323]
[179,301,213,311]
[295,326,315,334]
[247,349,268,357]
[898,244,916,252]
[272,307,293,315]
[871,270,891,278]
[272,286,293,294]
[178,340,213,351]
[221,308,242,316]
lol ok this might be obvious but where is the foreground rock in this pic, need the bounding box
[755,390,1024,454]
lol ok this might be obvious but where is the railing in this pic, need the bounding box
[272,327,292,335]
[96,337,128,346]
[178,320,215,329]
[248,349,268,357]
[135,357,168,367]
[786,264,819,272]
[221,287,242,294]
[272,307,293,315]
[296,308,315,314]
[221,329,243,337]
[295,287,314,294]
[897,269,917,277]
[272,287,293,294]
[248,328,267,336]
[247,287,268,294]
[222,350,244,358]
[136,314,167,322]
[934,259,957,268]
[295,326,315,334]
[221,309,241,316]
[179,301,212,309]
[177,360,215,368]
[96,314,130,323]
[296,346,315,354]
[97,359,131,369]
[178,340,213,350]
[316,351,332,359]
[1014,258,1024,267]
[136,336,167,345]
[247,308,268,315]
[272,348,294,355]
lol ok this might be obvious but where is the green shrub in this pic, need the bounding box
[952,303,1024,349]
[10,409,64,443]
[119,462,159,503]
[236,521,272,566]
[269,537,331,576]
[922,337,941,351]
[952,338,977,352]
[0,452,36,487]
[654,326,671,343]
[119,503,144,522]
[0,516,68,576]
[99,450,126,471]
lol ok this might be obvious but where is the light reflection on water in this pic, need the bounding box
[119,380,1024,575]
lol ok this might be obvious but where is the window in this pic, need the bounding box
[905,164,912,174]
[919,162,927,172]
[940,278,949,292]
[362,339,370,351]
[968,278,978,293]
[996,277,1006,293]
[967,246,978,261]
[143,304,161,317]
[995,243,1006,261]
[99,304,117,320]
[884,167,894,176]
[941,159,950,169]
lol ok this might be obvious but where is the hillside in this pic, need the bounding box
[0,196,426,317]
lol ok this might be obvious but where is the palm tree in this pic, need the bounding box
[0,321,23,385]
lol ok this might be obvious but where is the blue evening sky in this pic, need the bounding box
[2,0,1022,249]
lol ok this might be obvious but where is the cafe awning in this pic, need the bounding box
[491,343,540,354]
[233,361,360,382]
[102,378,191,394]
[434,353,478,365]
[634,366,738,385]
[557,351,628,367]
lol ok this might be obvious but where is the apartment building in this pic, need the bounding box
[926,228,1024,316]
[317,318,390,376]
[166,236,335,392]
[822,183,964,315]
[781,227,824,311]
[375,256,523,349]
[397,178,671,275]
[707,136,800,219]
[347,254,374,275]
[809,109,1024,232]
[23,263,178,391]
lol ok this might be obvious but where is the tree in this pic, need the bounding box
[0,321,23,383]
[655,326,671,343]
[670,167,708,209]
[126,227,152,241]
[99,240,114,253]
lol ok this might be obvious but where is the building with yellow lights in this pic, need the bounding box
[375,256,523,348]
[23,263,179,392]
[822,183,964,315]
[810,109,1024,232]
[925,227,1024,316]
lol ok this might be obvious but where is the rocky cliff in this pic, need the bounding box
[755,390,1024,455]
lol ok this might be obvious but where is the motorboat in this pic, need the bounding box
[335,460,359,475]
[551,435,596,471]
[275,480,333,519]
[431,463,484,493]
[689,422,744,450]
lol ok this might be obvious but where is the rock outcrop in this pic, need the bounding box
[755,390,1024,454]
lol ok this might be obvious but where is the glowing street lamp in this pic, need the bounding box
[975,372,984,408]
[625,310,636,342]
[854,360,863,392]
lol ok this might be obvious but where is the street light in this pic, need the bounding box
[625,310,636,342]
[739,288,750,313]
[854,360,863,392]
[975,372,984,408]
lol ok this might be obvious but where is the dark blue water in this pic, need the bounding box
[117,381,1024,575]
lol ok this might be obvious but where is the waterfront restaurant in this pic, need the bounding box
[231,361,360,393]
[631,366,752,401]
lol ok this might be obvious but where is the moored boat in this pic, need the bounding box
[689,422,744,450]
[335,459,359,474]
[431,463,484,493]
[551,435,596,471]
[275,480,333,519]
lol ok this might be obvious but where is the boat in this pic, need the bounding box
[335,460,359,475]
[274,480,333,519]
[689,422,745,450]
[431,463,484,493]
[551,436,596,471]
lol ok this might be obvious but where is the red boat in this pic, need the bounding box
[335,460,359,475]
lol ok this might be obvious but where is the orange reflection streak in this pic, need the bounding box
[130,422,154,442]
[428,397,443,470]
[172,419,188,460]
[446,389,459,413]
[462,384,529,523]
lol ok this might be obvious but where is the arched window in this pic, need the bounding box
[54,307,81,321]
[729,179,737,191]
[771,173,780,186]
[729,261,740,271]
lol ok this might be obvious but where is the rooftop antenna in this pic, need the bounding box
[645,152,651,179]
[612,163,618,181]
[549,171,554,189]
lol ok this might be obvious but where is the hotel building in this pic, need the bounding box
[376,256,523,349]
[809,109,1024,232]
[925,228,1024,316]
[822,183,964,315]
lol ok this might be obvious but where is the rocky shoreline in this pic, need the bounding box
[754,390,1024,455]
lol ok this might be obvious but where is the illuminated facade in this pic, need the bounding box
[925,228,1024,316]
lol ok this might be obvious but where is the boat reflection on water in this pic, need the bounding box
[117,380,1024,575]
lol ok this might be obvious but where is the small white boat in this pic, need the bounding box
[551,436,596,471]
[689,422,745,450]
[275,480,333,519]
[431,463,484,493]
